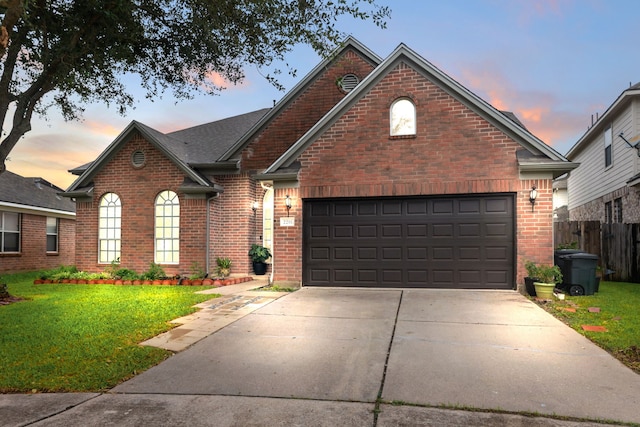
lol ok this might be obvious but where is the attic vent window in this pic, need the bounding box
[338,73,359,93]
[131,150,146,168]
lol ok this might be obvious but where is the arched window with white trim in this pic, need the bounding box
[98,193,121,263]
[155,190,180,264]
[390,98,416,136]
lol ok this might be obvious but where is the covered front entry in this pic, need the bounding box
[303,194,515,288]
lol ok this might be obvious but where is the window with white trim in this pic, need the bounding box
[390,98,416,136]
[0,211,20,253]
[98,193,121,263]
[155,190,180,264]
[604,125,613,167]
[46,217,59,253]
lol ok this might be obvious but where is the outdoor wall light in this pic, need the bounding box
[285,195,292,216]
[252,201,259,212]
[529,186,538,212]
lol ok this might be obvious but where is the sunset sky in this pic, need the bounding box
[5,0,640,189]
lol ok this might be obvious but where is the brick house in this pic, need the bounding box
[62,38,576,290]
[0,171,75,273]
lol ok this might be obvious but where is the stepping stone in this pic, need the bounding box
[581,325,607,332]
[559,307,576,312]
[588,307,601,313]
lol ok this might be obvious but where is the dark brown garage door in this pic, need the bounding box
[303,195,514,289]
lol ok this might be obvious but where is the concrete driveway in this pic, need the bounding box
[10,288,640,426]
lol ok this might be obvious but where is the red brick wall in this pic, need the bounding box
[0,214,75,273]
[209,174,259,275]
[74,132,208,277]
[517,179,554,280]
[241,49,376,172]
[271,62,554,287]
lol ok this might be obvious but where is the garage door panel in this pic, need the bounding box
[334,247,353,260]
[303,195,514,289]
[459,199,481,214]
[432,224,454,237]
[357,225,377,238]
[334,269,354,283]
[407,224,427,237]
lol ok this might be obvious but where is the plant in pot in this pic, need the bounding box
[524,260,540,296]
[248,244,271,275]
[534,264,563,300]
[216,257,232,278]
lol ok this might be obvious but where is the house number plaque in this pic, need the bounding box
[280,218,295,227]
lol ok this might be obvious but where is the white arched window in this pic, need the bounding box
[155,190,180,264]
[98,193,121,263]
[262,187,274,253]
[390,98,416,136]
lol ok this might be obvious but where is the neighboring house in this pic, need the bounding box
[0,171,76,273]
[62,38,576,291]
[553,175,569,222]
[566,83,640,223]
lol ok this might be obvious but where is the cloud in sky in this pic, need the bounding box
[454,57,590,154]
[5,0,640,187]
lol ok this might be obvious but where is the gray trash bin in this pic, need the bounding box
[558,252,599,296]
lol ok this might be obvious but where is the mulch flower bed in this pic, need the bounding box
[33,277,254,286]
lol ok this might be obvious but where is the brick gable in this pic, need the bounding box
[75,132,208,276]
[241,49,376,172]
[298,63,521,198]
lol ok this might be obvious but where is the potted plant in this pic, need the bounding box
[248,244,271,275]
[524,260,540,296]
[533,264,563,300]
[216,257,232,278]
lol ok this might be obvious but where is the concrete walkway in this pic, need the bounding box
[3,287,640,426]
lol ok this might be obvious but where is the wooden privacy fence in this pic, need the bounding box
[554,221,640,283]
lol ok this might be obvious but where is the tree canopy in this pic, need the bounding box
[0,0,390,173]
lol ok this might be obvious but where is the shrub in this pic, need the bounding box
[248,244,271,263]
[142,263,166,281]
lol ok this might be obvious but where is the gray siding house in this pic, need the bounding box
[566,83,640,223]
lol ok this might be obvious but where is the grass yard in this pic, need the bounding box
[0,271,219,393]
[539,281,640,374]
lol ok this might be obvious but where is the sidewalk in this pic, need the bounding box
[140,280,289,352]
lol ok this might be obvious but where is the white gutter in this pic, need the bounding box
[0,201,76,219]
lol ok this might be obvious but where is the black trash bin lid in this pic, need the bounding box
[564,253,599,260]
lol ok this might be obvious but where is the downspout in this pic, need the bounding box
[206,193,220,275]
[260,181,274,284]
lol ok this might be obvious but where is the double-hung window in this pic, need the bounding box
[0,211,20,253]
[46,217,59,253]
[604,125,613,168]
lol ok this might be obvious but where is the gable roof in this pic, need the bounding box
[260,43,577,179]
[64,109,269,194]
[218,36,383,161]
[566,82,640,159]
[0,170,75,216]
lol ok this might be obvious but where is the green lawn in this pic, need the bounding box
[0,271,218,393]
[540,281,640,373]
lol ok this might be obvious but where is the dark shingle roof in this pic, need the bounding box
[67,108,271,178]
[167,108,270,164]
[0,171,76,212]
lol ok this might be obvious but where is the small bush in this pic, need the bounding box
[142,263,166,280]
